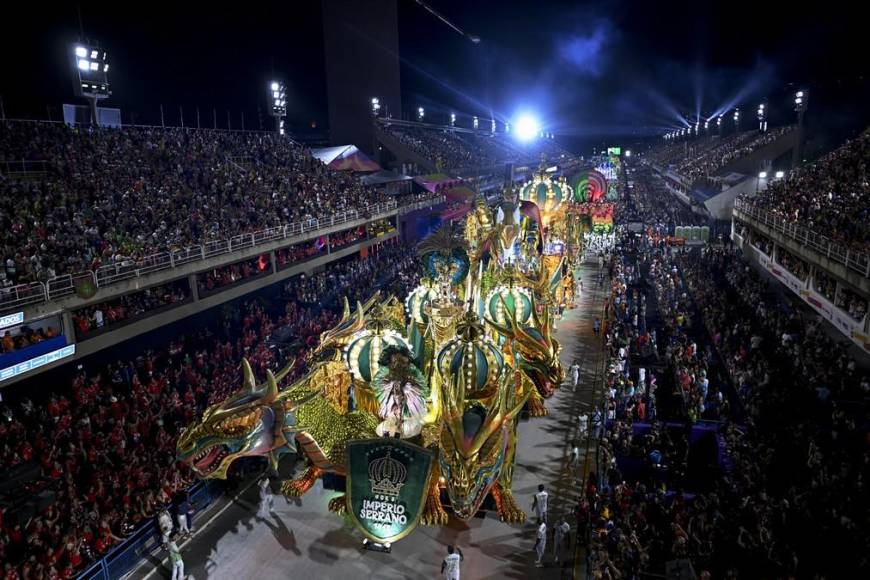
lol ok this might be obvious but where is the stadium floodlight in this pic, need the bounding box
[417,106,425,121]
[704,119,710,130]
[70,41,111,126]
[775,170,785,179]
[269,80,287,133]
[505,121,510,133]
[625,150,631,157]
[733,108,740,121]
[371,97,381,116]
[450,112,456,126]
[717,116,722,126]
[491,118,496,133]
[758,171,767,179]
[514,114,540,142]
[473,116,479,129]
[794,88,809,113]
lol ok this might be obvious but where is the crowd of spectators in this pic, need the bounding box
[0,243,422,578]
[628,165,704,227]
[774,247,810,281]
[581,162,870,578]
[0,121,404,286]
[740,129,870,253]
[380,123,572,172]
[72,280,191,338]
[644,126,794,184]
[1,325,60,355]
[196,254,271,295]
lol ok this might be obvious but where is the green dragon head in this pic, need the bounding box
[438,370,530,520]
[176,359,315,479]
[486,295,564,398]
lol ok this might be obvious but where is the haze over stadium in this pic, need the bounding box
[0,2,867,579]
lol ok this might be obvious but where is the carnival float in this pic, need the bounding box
[177,158,605,544]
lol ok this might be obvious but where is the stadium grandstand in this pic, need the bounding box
[1,1,868,579]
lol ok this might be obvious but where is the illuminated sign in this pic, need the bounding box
[0,312,24,330]
[607,147,622,156]
[0,344,76,382]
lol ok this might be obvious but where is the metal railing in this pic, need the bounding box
[734,198,870,278]
[0,196,444,313]
[76,479,226,580]
[0,159,50,175]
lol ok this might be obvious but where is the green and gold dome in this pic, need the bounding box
[437,311,505,398]
[485,283,534,327]
[404,280,438,326]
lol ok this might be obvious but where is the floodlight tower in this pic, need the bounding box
[793,89,809,167]
[269,81,287,134]
[717,115,723,136]
[71,42,111,126]
[371,97,381,117]
[491,117,496,134]
[473,116,479,130]
[450,112,456,127]
[417,106,425,122]
[733,108,740,132]
[704,119,710,134]
[757,100,768,132]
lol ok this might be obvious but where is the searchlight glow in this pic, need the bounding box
[515,115,540,142]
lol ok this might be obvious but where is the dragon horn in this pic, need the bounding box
[483,315,513,339]
[341,296,351,320]
[242,358,257,392]
[274,359,295,384]
[264,370,280,403]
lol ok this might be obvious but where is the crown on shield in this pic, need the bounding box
[368,450,407,498]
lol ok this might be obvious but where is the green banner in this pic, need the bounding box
[345,438,434,544]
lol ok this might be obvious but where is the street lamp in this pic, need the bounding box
[793,89,809,167]
[417,106,425,122]
[371,97,381,116]
[270,81,286,134]
[756,171,768,194]
[71,42,111,125]
[757,101,767,132]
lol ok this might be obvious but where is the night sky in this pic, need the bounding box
[3,1,867,152]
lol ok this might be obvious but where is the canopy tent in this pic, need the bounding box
[441,186,475,220]
[359,169,414,187]
[311,145,381,172]
[413,173,463,193]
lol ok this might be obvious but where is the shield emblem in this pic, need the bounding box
[345,438,434,544]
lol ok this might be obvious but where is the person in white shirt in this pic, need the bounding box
[569,361,581,391]
[568,443,580,466]
[534,521,547,567]
[441,545,464,580]
[257,474,274,518]
[157,509,173,547]
[554,518,571,562]
[578,413,588,439]
[532,484,549,523]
